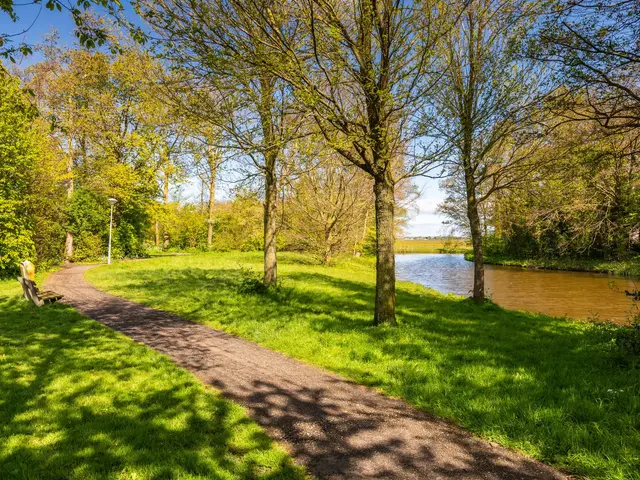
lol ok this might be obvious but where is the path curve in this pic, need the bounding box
[46,265,566,480]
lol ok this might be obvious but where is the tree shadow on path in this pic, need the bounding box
[86,263,640,479]
[0,293,303,480]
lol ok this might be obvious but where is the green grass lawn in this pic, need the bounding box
[0,278,304,480]
[86,252,640,480]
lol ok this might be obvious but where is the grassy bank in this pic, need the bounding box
[396,238,470,254]
[87,252,640,480]
[0,279,304,479]
[468,252,640,276]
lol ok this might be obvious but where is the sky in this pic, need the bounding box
[407,177,449,237]
[2,2,449,237]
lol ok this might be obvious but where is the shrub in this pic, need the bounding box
[237,267,268,295]
[73,232,105,262]
[0,70,38,277]
[614,321,640,357]
[236,266,292,304]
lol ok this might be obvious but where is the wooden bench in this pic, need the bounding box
[17,261,63,307]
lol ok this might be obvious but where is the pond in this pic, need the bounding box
[395,253,639,323]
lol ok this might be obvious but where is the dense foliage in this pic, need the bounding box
[0,69,39,275]
[0,47,181,276]
[444,123,640,262]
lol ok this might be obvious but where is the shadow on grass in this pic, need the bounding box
[53,267,564,480]
[92,264,640,479]
[0,293,303,480]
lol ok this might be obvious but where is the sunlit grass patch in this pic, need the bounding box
[0,279,304,480]
[87,252,640,479]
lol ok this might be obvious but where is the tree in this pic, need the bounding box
[533,0,640,133]
[24,46,170,260]
[0,67,39,275]
[1,0,123,60]
[247,0,451,324]
[147,106,190,250]
[191,130,224,248]
[135,0,299,286]
[210,190,264,252]
[426,0,550,302]
[284,148,373,264]
[483,119,640,260]
[26,36,89,260]
[0,66,71,276]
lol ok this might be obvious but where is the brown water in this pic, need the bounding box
[396,254,639,323]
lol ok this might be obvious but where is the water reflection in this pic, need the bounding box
[396,254,638,323]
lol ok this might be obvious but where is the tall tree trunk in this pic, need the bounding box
[355,209,370,256]
[155,220,160,247]
[64,139,74,261]
[161,166,169,250]
[200,179,205,211]
[259,72,279,286]
[64,231,73,260]
[163,169,170,203]
[324,224,333,265]
[207,168,217,247]
[467,197,485,302]
[264,160,278,286]
[373,176,397,326]
[462,101,483,301]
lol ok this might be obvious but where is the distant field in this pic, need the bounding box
[396,238,470,254]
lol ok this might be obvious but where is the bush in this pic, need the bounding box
[615,321,640,357]
[236,266,292,303]
[237,267,268,295]
[483,233,507,257]
[0,70,38,278]
[73,232,105,262]
[0,213,35,276]
[588,308,640,363]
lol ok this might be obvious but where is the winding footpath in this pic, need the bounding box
[46,265,566,480]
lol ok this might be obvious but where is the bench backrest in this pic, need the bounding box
[18,260,44,306]
[18,277,43,306]
[20,261,35,281]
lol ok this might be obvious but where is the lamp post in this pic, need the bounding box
[107,198,117,264]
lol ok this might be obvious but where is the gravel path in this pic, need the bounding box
[46,265,566,480]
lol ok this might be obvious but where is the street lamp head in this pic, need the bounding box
[107,198,117,206]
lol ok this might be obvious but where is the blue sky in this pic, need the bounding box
[2,4,75,65]
[405,177,448,237]
[2,3,448,237]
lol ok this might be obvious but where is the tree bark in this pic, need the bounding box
[160,164,170,250]
[64,232,73,260]
[64,138,74,261]
[155,220,160,247]
[373,177,397,326]
[207,168,217,248]
[206,146,219,248]
[264,160,278,286]
[163,169,170,203]
[323,225,333,265]
[259,72,279,286]
[467,198,485,302]
[200,179,205,211]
